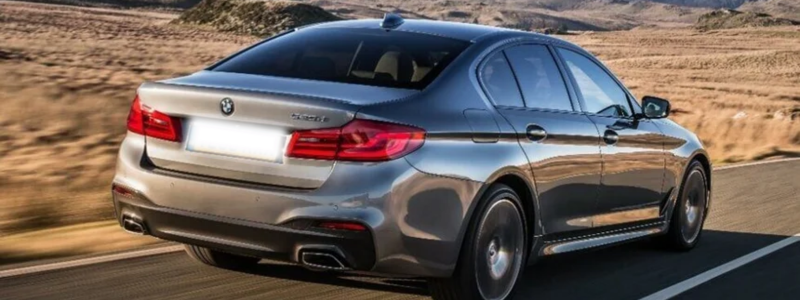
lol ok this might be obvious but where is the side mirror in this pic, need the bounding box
[641,96,670,119]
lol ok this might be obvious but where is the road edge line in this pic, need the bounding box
[640,234,800,300]
[714,157,800,171]
[0,245,183,279]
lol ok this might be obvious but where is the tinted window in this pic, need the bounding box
[505,45,572,111]
[480,52,524,107]
[212,28,470,90]
[558,48,631,117]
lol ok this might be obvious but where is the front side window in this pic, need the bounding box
[558,48,631,117]
[480,52,524,107]
[505,45,572,111]
[212,28,470,90]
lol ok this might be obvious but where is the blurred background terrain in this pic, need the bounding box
[0,0,798,264]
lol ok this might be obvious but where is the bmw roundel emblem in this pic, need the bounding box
[220,98,234,116]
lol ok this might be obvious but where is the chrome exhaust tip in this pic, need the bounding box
[122,215,146,235]
[300,251,349,271]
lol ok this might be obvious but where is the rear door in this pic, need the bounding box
[481,44,603,234]
[556,48,667,227]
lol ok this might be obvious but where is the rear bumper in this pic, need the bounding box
[114,195,376,270]
[112,133,483,277]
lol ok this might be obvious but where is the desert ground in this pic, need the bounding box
[0,0,798,263]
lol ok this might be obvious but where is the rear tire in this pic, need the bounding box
[659,160,709,251]
[184,244,261,270]
[428,184,527,300]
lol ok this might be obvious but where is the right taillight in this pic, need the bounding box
[126,95,182,142]
[287,119,425,162]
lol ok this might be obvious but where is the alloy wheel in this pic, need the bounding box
[680,170,707,244]
[475,199,525,300]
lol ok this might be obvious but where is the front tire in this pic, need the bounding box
[428,184,527,300]
[184,244,261,270]
[660,160,709,250]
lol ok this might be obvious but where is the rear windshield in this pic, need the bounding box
[211,28,471,90]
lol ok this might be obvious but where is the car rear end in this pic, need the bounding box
[111,25,479,277]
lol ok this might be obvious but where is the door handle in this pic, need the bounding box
[603,130,619,145]
[526,125,547,142]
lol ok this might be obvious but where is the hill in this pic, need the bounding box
[696,9,799,30]
[650,0,746,8]
[173,0,340,37]
[7,0,699,30]
[307,0,711,30]
[9,0,202,10]
[10,0,800,31]
[739,0,800,20]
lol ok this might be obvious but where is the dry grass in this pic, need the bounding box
[0,221,160,265]
[0,0,797,262]
[0,0,255,237]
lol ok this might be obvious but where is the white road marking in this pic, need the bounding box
[0,245,183,279]
[640,234,800,300]
[714,157,800,171]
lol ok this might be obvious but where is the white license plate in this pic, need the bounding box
[186,120,286,162]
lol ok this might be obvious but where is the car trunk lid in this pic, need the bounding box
[137,71,417,189]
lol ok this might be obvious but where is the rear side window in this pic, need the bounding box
[505,45,572,111]
[211,28,470,90]
[480,52,524,107]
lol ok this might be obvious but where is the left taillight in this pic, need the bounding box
[126,95,182,142]
[126,95,145,135]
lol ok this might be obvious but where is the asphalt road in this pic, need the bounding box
[1,160,798,299]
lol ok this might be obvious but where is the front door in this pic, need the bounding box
[556,47,666,227]
[479,44,603,234]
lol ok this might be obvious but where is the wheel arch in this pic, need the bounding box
[690,152,712,192]
[492,174,538,239]
[453,167,541,271]
[689,151,712,211]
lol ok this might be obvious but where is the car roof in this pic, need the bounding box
[305,18,560,43]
